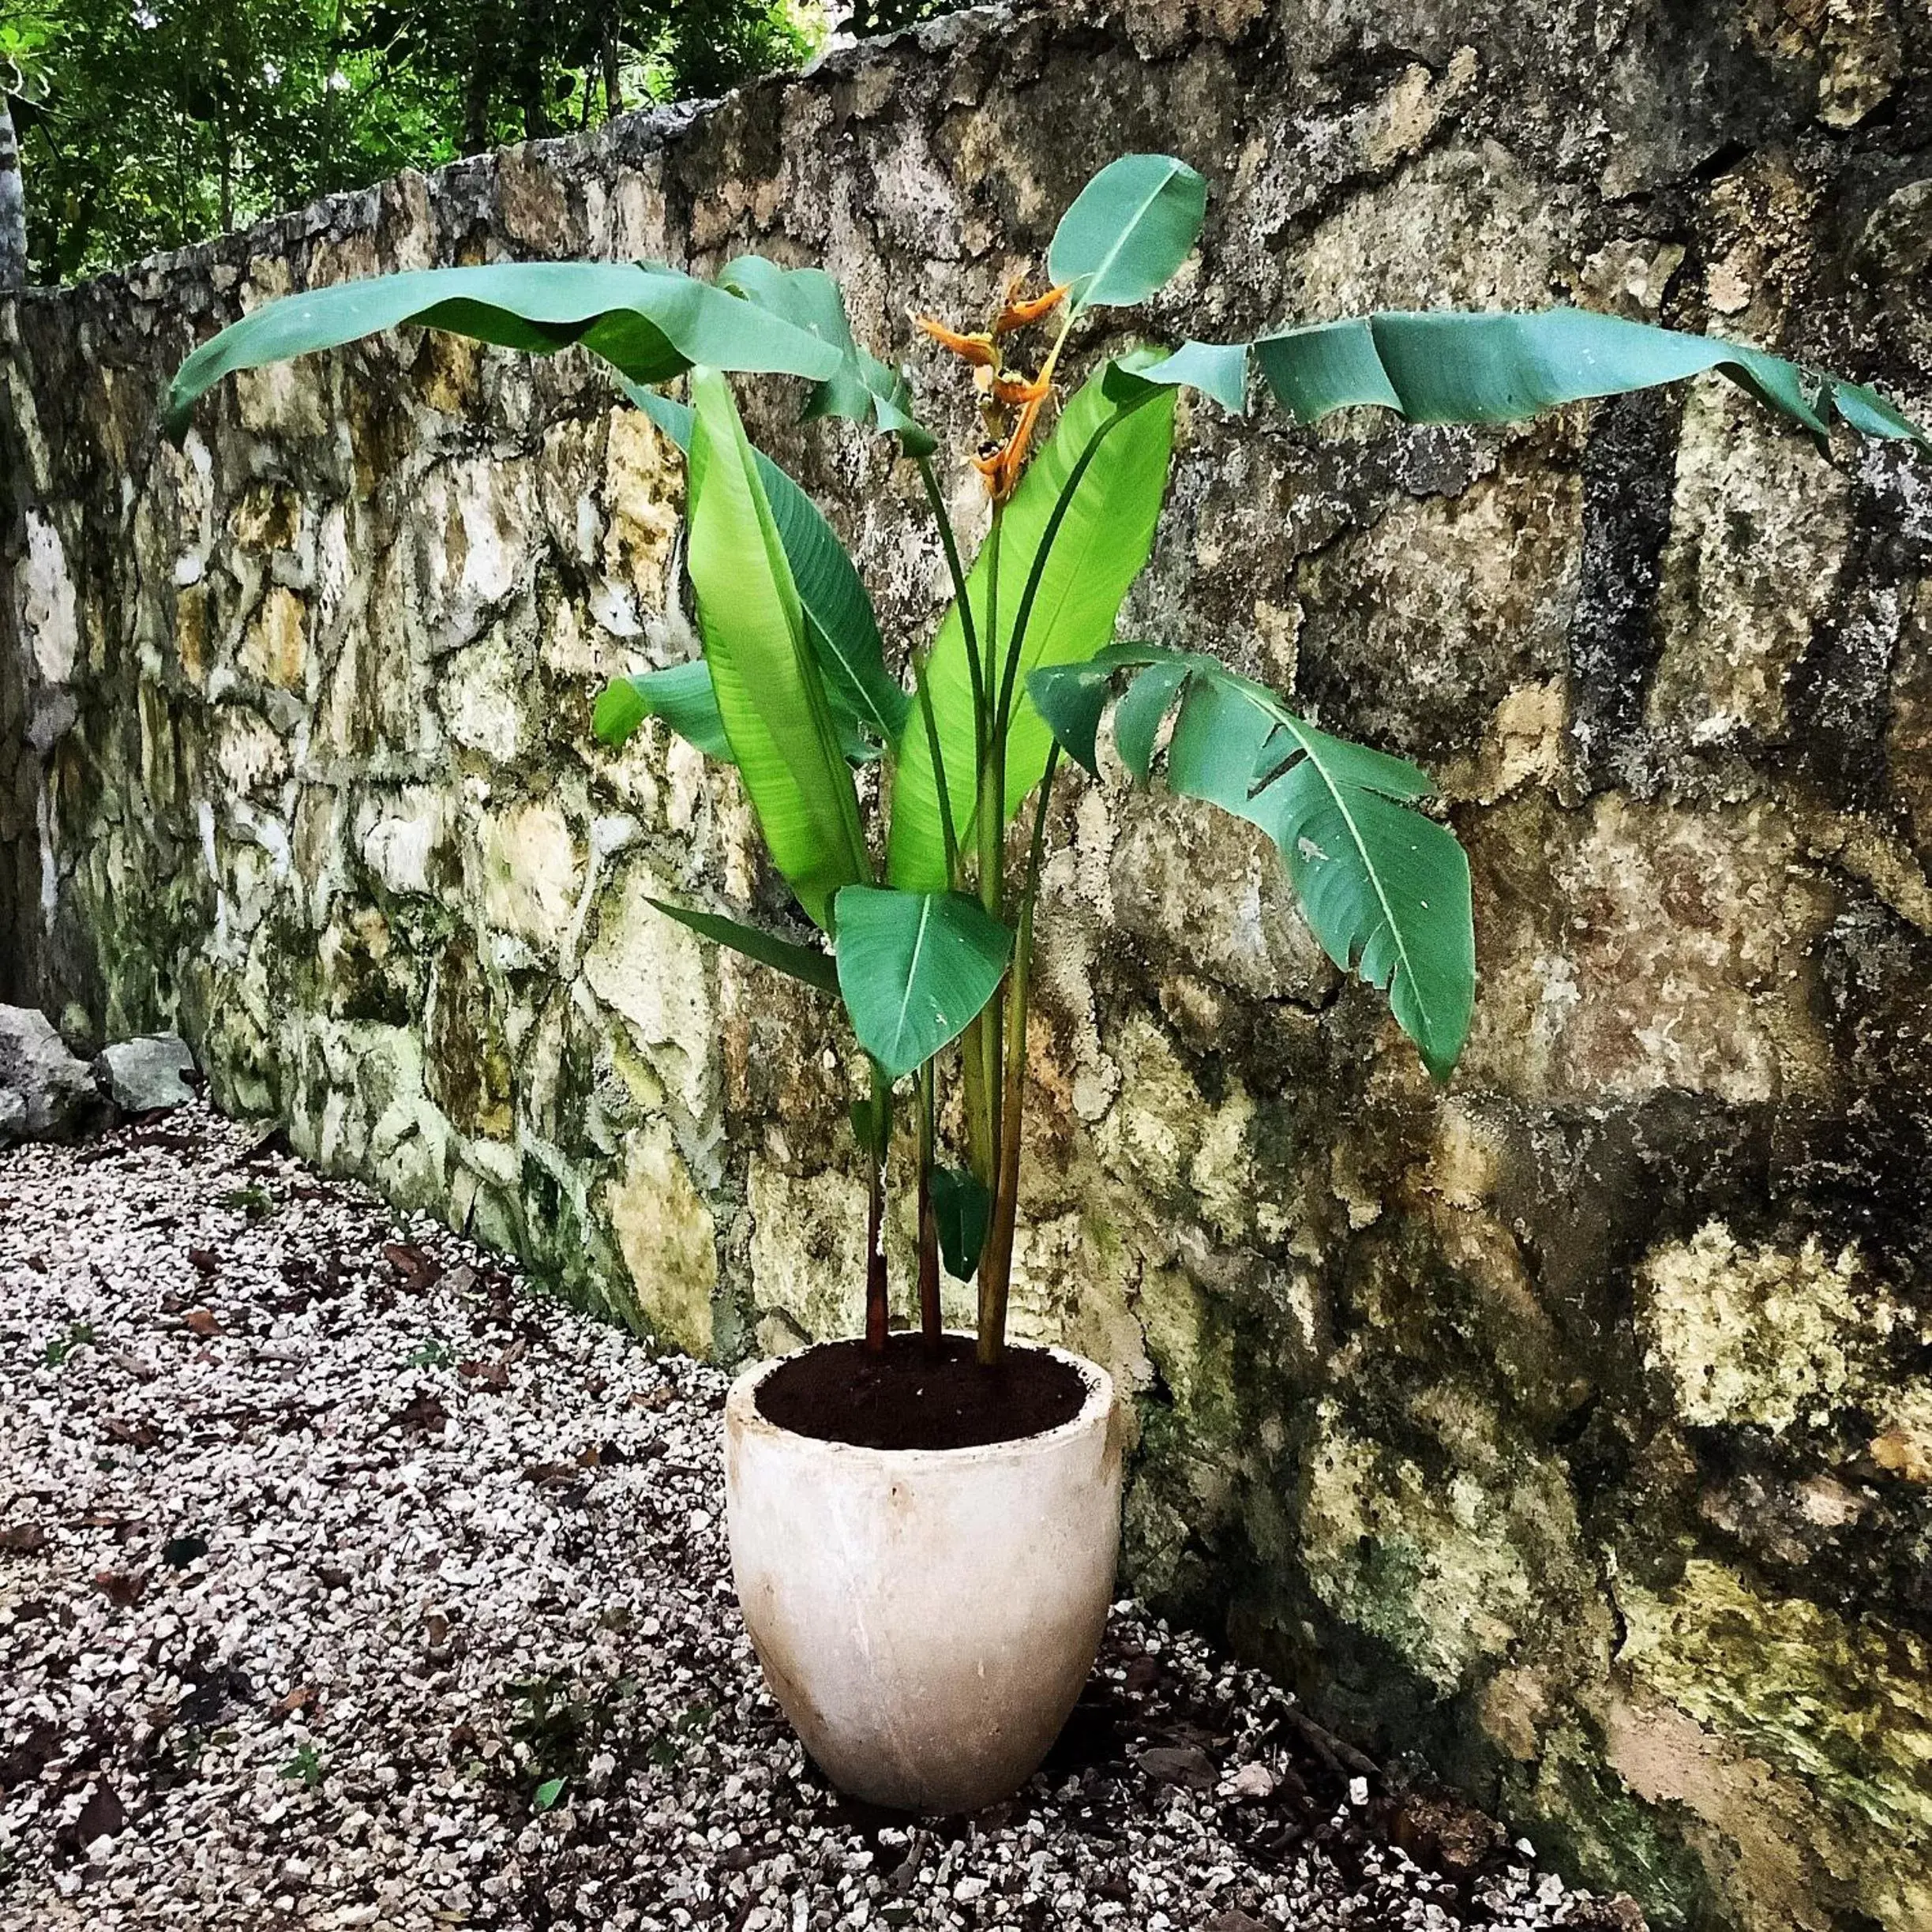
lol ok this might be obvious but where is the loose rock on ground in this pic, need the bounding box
[0,1103,1645,1930]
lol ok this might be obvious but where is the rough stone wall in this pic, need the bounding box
[5,3,1931,1925]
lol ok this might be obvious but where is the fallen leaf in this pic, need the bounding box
[522,1462,582,1489]
[92,1570,148,1608]
[182,1307,221,1337]
[390,1390,448,1435]
[457,1355,510,1389]
[73,1777,127,1844]
[1137,1744,1217,1791]
[186,1247,219,1277]
[105,1416,162,1448]
[0,1524,47,1553]
[383,1242,442,1292]
[276,1684,317,1716]
[0,1717,58,1792]
[1391,1785,1507,1877]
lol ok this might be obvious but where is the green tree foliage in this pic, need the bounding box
[838,0,960,36]
[4,0,817,284]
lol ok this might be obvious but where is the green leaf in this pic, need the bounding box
[685,370,872,931]
[720,253,936,455]
[1049,154,1208,315]
[832,887,1013,1081]
[1252,308,1929,448]
[593,660,735,760]
[930,1165,990,1281]
[163,261,848,440]
[887,366,1176,891]
[647,897,839,998]
[534,1777,565,1812]
[625,385,909,746]
[1107,340,1250,414]
[1030,646,1475,1080]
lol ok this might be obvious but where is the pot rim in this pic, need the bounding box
[726,1335,1115,1468]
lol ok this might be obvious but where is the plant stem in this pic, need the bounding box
[864,1062,891,1354]
[977,748,1060,1366]
[975,506,1007,1254]
[917,1061,942,1349]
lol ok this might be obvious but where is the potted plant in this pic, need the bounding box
[164,153,1926,1814]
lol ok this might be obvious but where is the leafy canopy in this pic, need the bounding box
[11,0,817,284]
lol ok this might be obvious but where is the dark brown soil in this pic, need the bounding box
[755,1334,1088,1451]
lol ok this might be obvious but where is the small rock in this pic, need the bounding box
[1226,1762,1276,1800]
[96,1034,198,1112]
[0,1005,110,1146]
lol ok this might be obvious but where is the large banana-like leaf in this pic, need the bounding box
[1049,154,1208,316]
[618,385,909,748]
[887,366,1176,891]
[647,895,839,997]
[163,261,847,439]
[594,657,878,766]
[594,659,734,761]
[721,253,935,454]
[685,369,871,932]
[1030,644,1475,1080]
[832,886,1013,1080]
[1132,308,1927,446]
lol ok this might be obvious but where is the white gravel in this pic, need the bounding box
[0,1102,1646,1931]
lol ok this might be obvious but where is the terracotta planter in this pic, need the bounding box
[722,1342,1122,1814]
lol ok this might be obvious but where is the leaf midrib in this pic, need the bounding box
[887,894,936,1066]
[1266,709,1438,1036]
[1069,160,1186,310]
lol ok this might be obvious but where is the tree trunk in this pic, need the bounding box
[601,2,623,122]
[0,97,27,289]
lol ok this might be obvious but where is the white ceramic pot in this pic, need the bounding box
[722,1343,1123,1814]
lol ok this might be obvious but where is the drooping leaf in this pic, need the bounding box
[930,1165,991,1281]
[647,897,839,998]
[1030,645,1474,1080]
[831,887,1013,1081]
[1106,339,1250,414]
[593,660,734,761]
[163,261,846,440]
[1049,154,1208,315]
[1252,309,1929,448]
[624,385,908,748]
[721,253,936,455]
[685,369,871,931]
[593,655,878,767]
[887,366,1176,891]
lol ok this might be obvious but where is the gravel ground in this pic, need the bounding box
[0,1102,1646,1932]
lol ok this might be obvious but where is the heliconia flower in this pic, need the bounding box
[913,313,998,368]
[973,395,1045,503]
[994,279,1072,336]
